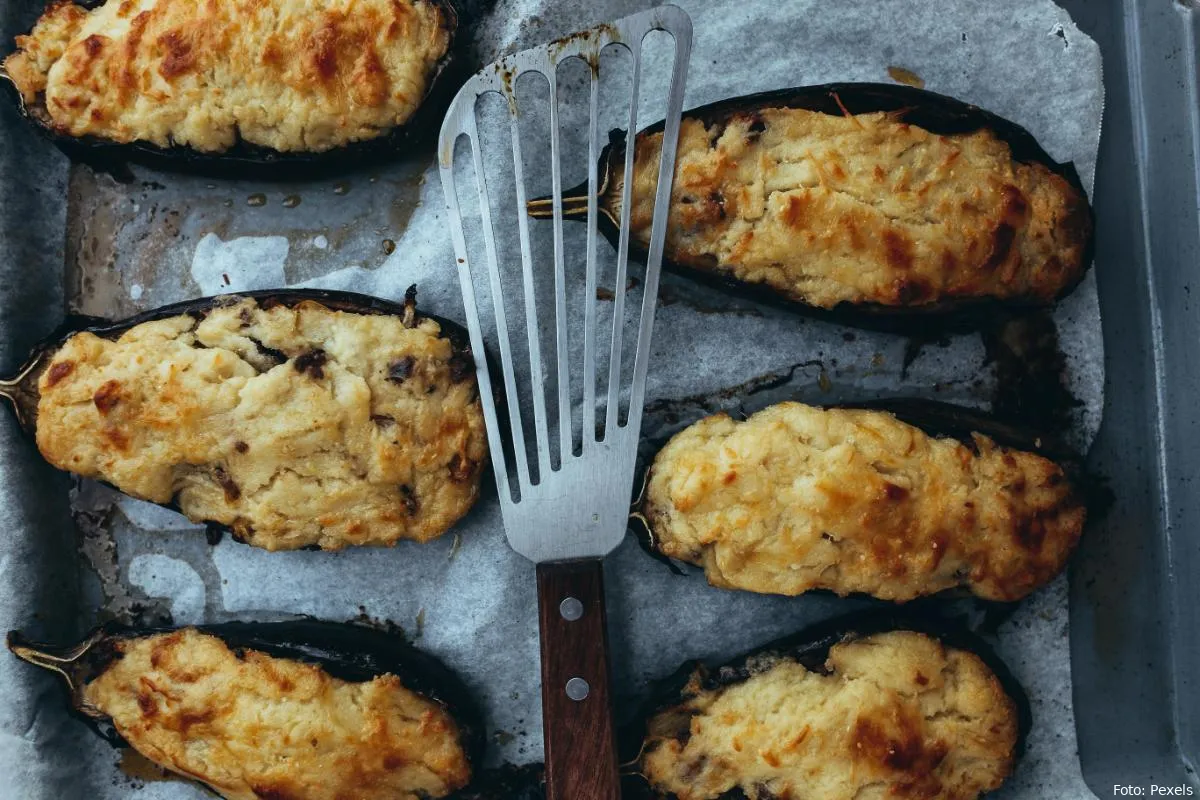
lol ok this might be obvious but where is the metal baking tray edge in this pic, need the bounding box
[1061,0,1200,795]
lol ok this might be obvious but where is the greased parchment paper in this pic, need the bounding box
[0,0,1103,797]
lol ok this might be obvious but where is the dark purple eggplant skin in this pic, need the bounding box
[531,83,1096,334]
[7,618,486,765]
[0,0,460,180]
[0,286,484,549]
[628,397,1089,576]
[617,610,1032,800]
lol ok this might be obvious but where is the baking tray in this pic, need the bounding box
[1059,0,1200,794]
[0,0,1194,798]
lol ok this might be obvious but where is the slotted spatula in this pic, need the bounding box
[437,8,691,799]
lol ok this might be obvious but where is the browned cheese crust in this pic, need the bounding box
[4,0,450,153]
[642,402,1084,602]
[35,297,487,550]
[612,108,1091,309]
[640,630,1018,800]
[82,628,471,800]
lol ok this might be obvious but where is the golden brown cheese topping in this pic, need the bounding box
[640,630,1018,800]
[5,0,451,153]
[82,629,471,800]
[643,402,1084,602]
[35,297,487,550]
[614,109,1091,309]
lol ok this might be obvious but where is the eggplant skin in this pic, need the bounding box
[9,621,479,800]
[2,0,455,167]
[26,289,486,551]
[640,401,1085,603]
[586,85,1092,325]
[633,623,1021,800]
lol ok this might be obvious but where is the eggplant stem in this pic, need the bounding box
[526,189,591,221]
[0,356,42,430]
[0,66,29,116]
[629,466,651,508]
[627,510,652,544]
[627,467,655,545]
[0,374,19,403]
[617,738,651,774]
[7,629,107,694]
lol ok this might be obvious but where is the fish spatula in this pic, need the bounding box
[437,8,691,799]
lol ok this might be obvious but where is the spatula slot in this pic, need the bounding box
[438,5,692,560]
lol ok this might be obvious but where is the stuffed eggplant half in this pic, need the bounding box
[8,620,481,800]
[0,288,487,551]
[1,0,456,172]
[530,84,1093,329]
[635,400,1086,603]
[626,615,1027,800]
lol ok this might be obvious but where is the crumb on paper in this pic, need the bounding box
[887,65,925,88]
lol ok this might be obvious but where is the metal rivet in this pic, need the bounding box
[559,597,584,621]
[565,677,590,701]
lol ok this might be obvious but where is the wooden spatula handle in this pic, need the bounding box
[536,559,620,800]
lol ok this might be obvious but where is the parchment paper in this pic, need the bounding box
[0,0,1104,797]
